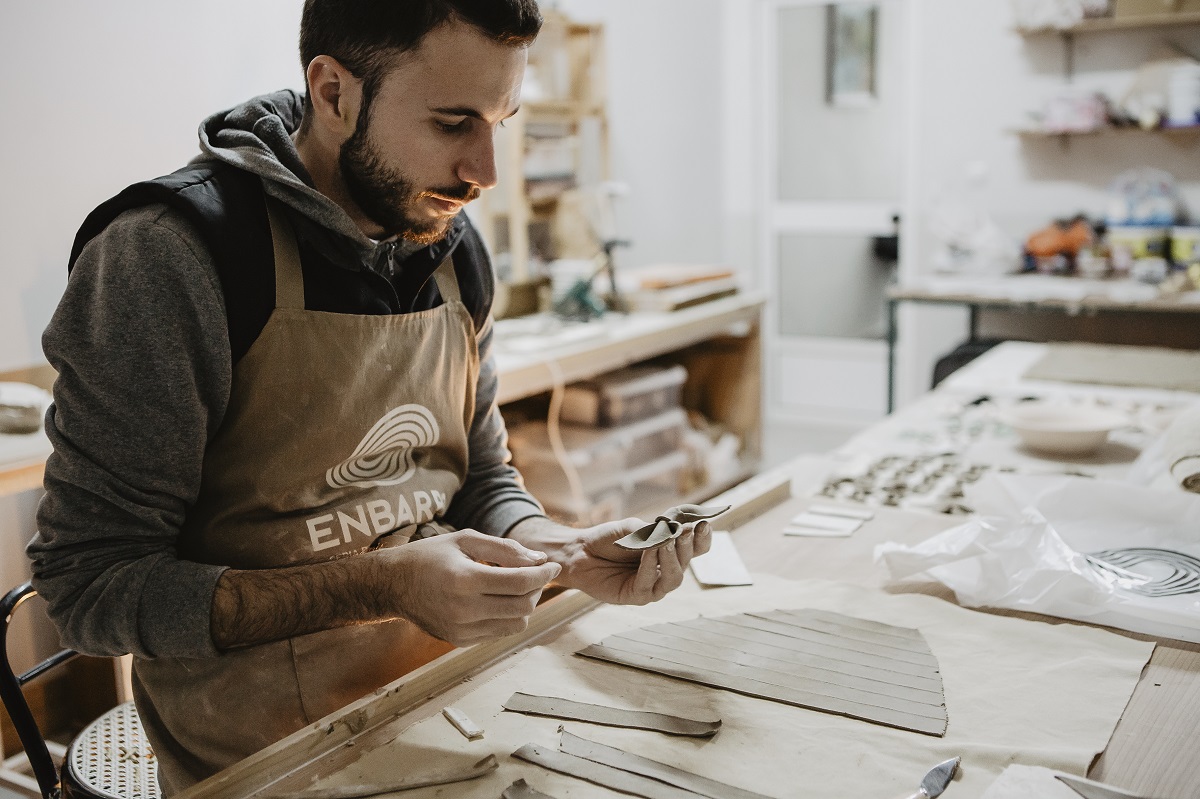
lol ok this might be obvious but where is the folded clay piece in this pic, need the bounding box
[614,504,731,551]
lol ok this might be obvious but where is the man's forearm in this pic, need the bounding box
[211,552,394,650]
[505,515,581,565]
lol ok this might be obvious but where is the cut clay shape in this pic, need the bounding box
[614,504,731,551]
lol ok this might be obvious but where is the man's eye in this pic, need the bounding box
[435,119,467,133]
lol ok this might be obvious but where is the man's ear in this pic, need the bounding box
[305,55,362,139]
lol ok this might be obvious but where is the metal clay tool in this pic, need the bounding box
[899,757,959,799]
[614,504,731,551]
[1055,774,1162,799]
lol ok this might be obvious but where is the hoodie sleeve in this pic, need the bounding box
[443,314,547,536]
[28,204,230,659]
[440,222,546,535]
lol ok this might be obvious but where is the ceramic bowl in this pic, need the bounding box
[1000,402,1129,456]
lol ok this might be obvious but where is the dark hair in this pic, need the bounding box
[298,0,542,131]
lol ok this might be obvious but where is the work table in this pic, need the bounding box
[177,341,1200,799]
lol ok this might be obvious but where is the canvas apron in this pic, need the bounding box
[133,199,479,792]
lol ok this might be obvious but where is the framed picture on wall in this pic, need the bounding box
[826,3,878,108]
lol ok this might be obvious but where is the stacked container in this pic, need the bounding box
[509,364,690,525]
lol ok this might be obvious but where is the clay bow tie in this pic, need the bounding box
[613,503,731,551]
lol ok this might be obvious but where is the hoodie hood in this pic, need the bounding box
[196,89,464,272]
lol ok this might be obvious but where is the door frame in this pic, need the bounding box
[750,0,923,429]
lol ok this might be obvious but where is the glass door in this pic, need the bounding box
[758,0,909,436]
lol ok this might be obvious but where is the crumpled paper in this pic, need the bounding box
[875,474,1200,642]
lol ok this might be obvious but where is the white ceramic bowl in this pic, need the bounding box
[1000,402,1129,456]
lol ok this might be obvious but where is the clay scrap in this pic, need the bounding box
[615,504,731,551]
[577,608,948,736]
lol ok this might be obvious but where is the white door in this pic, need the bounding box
[756,0,911,444]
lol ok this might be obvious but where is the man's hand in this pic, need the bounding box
[212,530,560,650]
[507,516,713,606]
[381,531,562,646]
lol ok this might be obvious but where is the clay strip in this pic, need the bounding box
[614,627,943,705]
[578,642,946,735]
[503,692,721,737]
[754,609,931,650]
[585,635,945,721]
[512,743,706,799]
[270,754,498,799]
[644,619,940,690]
[667,618,940,680]
[734,614,938,666]
[559,731,775,799]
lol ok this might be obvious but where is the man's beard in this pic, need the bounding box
[339,121,480,244]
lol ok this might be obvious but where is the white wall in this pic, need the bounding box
[0,1,728,373]
[0,1,305,373]
[551,0,729,272]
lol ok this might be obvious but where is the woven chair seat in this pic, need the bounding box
[63,701,158,799]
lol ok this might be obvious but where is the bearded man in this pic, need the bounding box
[28,1,710,792]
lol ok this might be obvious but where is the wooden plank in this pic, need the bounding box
[0,462,45,498]
[0,364,55,392]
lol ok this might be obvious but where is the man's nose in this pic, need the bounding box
[457,131,499,191]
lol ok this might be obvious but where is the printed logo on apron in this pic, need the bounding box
[326,403,441,488]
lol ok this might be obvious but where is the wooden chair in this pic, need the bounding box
[0,582,158,799]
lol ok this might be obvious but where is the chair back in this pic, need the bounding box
[1,581,79,799]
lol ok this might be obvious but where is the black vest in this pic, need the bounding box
[69,162,492,365]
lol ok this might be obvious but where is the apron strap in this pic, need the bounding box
[430,255,461,304]
[265,195,306,310]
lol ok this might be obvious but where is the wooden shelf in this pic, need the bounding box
[1018,11,1200,34]
[1013,124,1200,139]
[494,293,765,405]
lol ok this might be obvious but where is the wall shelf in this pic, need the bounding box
[1013,124,1200,139]
[1017,11,1200,35]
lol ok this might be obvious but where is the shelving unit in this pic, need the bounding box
[1014,11,1200,139]
[493,294,767,521]
[476,9,610,287]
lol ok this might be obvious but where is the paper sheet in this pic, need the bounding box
[304,577,1153,799]
[688,532,753,586]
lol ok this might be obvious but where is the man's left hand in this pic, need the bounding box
[507,516,712,605]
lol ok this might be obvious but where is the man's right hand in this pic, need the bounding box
[212,530,561,651]
[381,530,561,646]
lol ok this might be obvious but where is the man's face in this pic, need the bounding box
[339,17,526,243]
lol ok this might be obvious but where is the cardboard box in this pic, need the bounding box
[1113,0,1200,17]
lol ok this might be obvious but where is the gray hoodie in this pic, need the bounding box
[27,90,544,660]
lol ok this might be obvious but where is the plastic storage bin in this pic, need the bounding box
[560,364,688,427]
[509,407,688,500]
[530,450,689,527]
